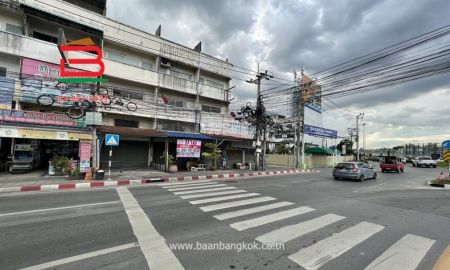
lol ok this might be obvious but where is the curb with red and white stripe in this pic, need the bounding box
[0,169,315,194]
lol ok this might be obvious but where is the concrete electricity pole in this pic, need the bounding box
[362,123,366,156]
[356,113,364,161]
[246,63,272,170]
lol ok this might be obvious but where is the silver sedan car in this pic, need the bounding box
[333,162,377,182]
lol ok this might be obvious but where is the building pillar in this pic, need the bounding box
[164,138,169,172]
[148,138,153,167]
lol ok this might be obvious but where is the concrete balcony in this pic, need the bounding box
[159,73,197,96]
[103,59,158,86]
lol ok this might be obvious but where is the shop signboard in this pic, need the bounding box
[201,117,253,139]
[0,77,14,109]
[0,109,86,128]
[176,139,201,158]
[79,140,92,172]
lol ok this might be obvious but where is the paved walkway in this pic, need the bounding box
[0,166,293,189]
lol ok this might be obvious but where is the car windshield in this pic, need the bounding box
[335,163,353,169]
[383,157,398,164]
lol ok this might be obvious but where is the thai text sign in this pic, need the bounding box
[0,109,85,127]
[304,124,337,139]
[176,139,201,158]
[79,140,92,172]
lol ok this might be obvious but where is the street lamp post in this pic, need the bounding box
[362,123,366,157]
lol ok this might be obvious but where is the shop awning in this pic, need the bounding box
[97,126,166,138]
[165,131,213,140]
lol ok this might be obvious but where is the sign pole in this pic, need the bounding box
[108,146,112,180]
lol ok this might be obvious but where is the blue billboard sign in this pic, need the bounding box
[442,140,450,149]
[304,124,337,139]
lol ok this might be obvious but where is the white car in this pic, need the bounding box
[412,157,437,168]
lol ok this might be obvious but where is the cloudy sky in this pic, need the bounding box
[107,0,450,148]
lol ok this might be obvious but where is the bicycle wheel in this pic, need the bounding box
[56,82,69,92]
[126,102,137,112]
[67,106,85,119]
[37,95,55,106]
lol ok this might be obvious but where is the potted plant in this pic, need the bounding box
[50,155,70,176]
[69,167,82,180]
[160,152,177,173]
[201,143,222,170]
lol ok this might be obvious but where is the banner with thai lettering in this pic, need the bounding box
[176,139,201,158]
[304,124,337,139]
[0,109,85,128]
[201,116,253,139]
[79,140,92,172]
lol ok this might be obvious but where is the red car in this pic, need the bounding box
[380,156,405,173]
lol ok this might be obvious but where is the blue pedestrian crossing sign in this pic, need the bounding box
[105,134,119,146]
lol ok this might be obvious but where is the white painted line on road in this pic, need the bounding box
[180,190,247,199]
[364,234,435,270]
[256,213,345,244]
[18,242,139,270]
[0,201,120,217]
[213,201,294,220]
[288,221,384,270]
[117,187,184,270]
[230,206,315,231]
[161,182,217,188]
[199,197,276,212]
[189,193,260,205]
[174,186,236,195]
[167,184,226,192]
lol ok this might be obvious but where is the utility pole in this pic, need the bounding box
[246,63,272,170]
[362,123,366,157]
[356,113,364,161]
[296,68,305,169]
[293,69,298,168]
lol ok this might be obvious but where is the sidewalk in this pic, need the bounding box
[0,166,315,193]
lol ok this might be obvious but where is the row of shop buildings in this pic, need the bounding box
[0,0,255,173]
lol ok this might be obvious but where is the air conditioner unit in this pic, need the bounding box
[157,125,163,131]
[160,58,172,68]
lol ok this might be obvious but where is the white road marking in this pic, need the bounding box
[288,221,384,270]
[161,182,217,189]
[189,193,260,205]
[157,180,212,187]
[174,186,236,195]
[213,201,294,220]
[117,187,184,270]
[0,201,120,217]
[18,242,138,270]
[167,184,226,191]
[180,190,247,199]
[256,213,345,244]
[364,234,435,270]
[200,197,276,212]
[230,206,315,231]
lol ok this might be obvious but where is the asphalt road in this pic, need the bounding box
[1,164,449,270]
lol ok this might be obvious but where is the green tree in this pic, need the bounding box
[202,143,222,169]
[275,144,290,154]
[337,139,354,155]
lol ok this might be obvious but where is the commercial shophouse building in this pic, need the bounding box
[0,0,254,172]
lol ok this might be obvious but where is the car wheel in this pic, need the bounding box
[433,165,437,168]
[373,173,377,179]
[333,177,339,180]
[381,169,385,173]
[401,169,404,173]
[397,169,400,173]
[359,175,365,182]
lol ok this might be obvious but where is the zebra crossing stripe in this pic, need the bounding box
[180,190,247,199]
[174,187,236,195]
[161,182,217,188]
[158,180,213,187]
[199,197,276,212]
[213,201,294,220]
[189,193,260,205]
[256,213,345,244]
[364,234,435,270]
[288,221,384,270]
[167,184,226,191]
[230,206,315,231]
